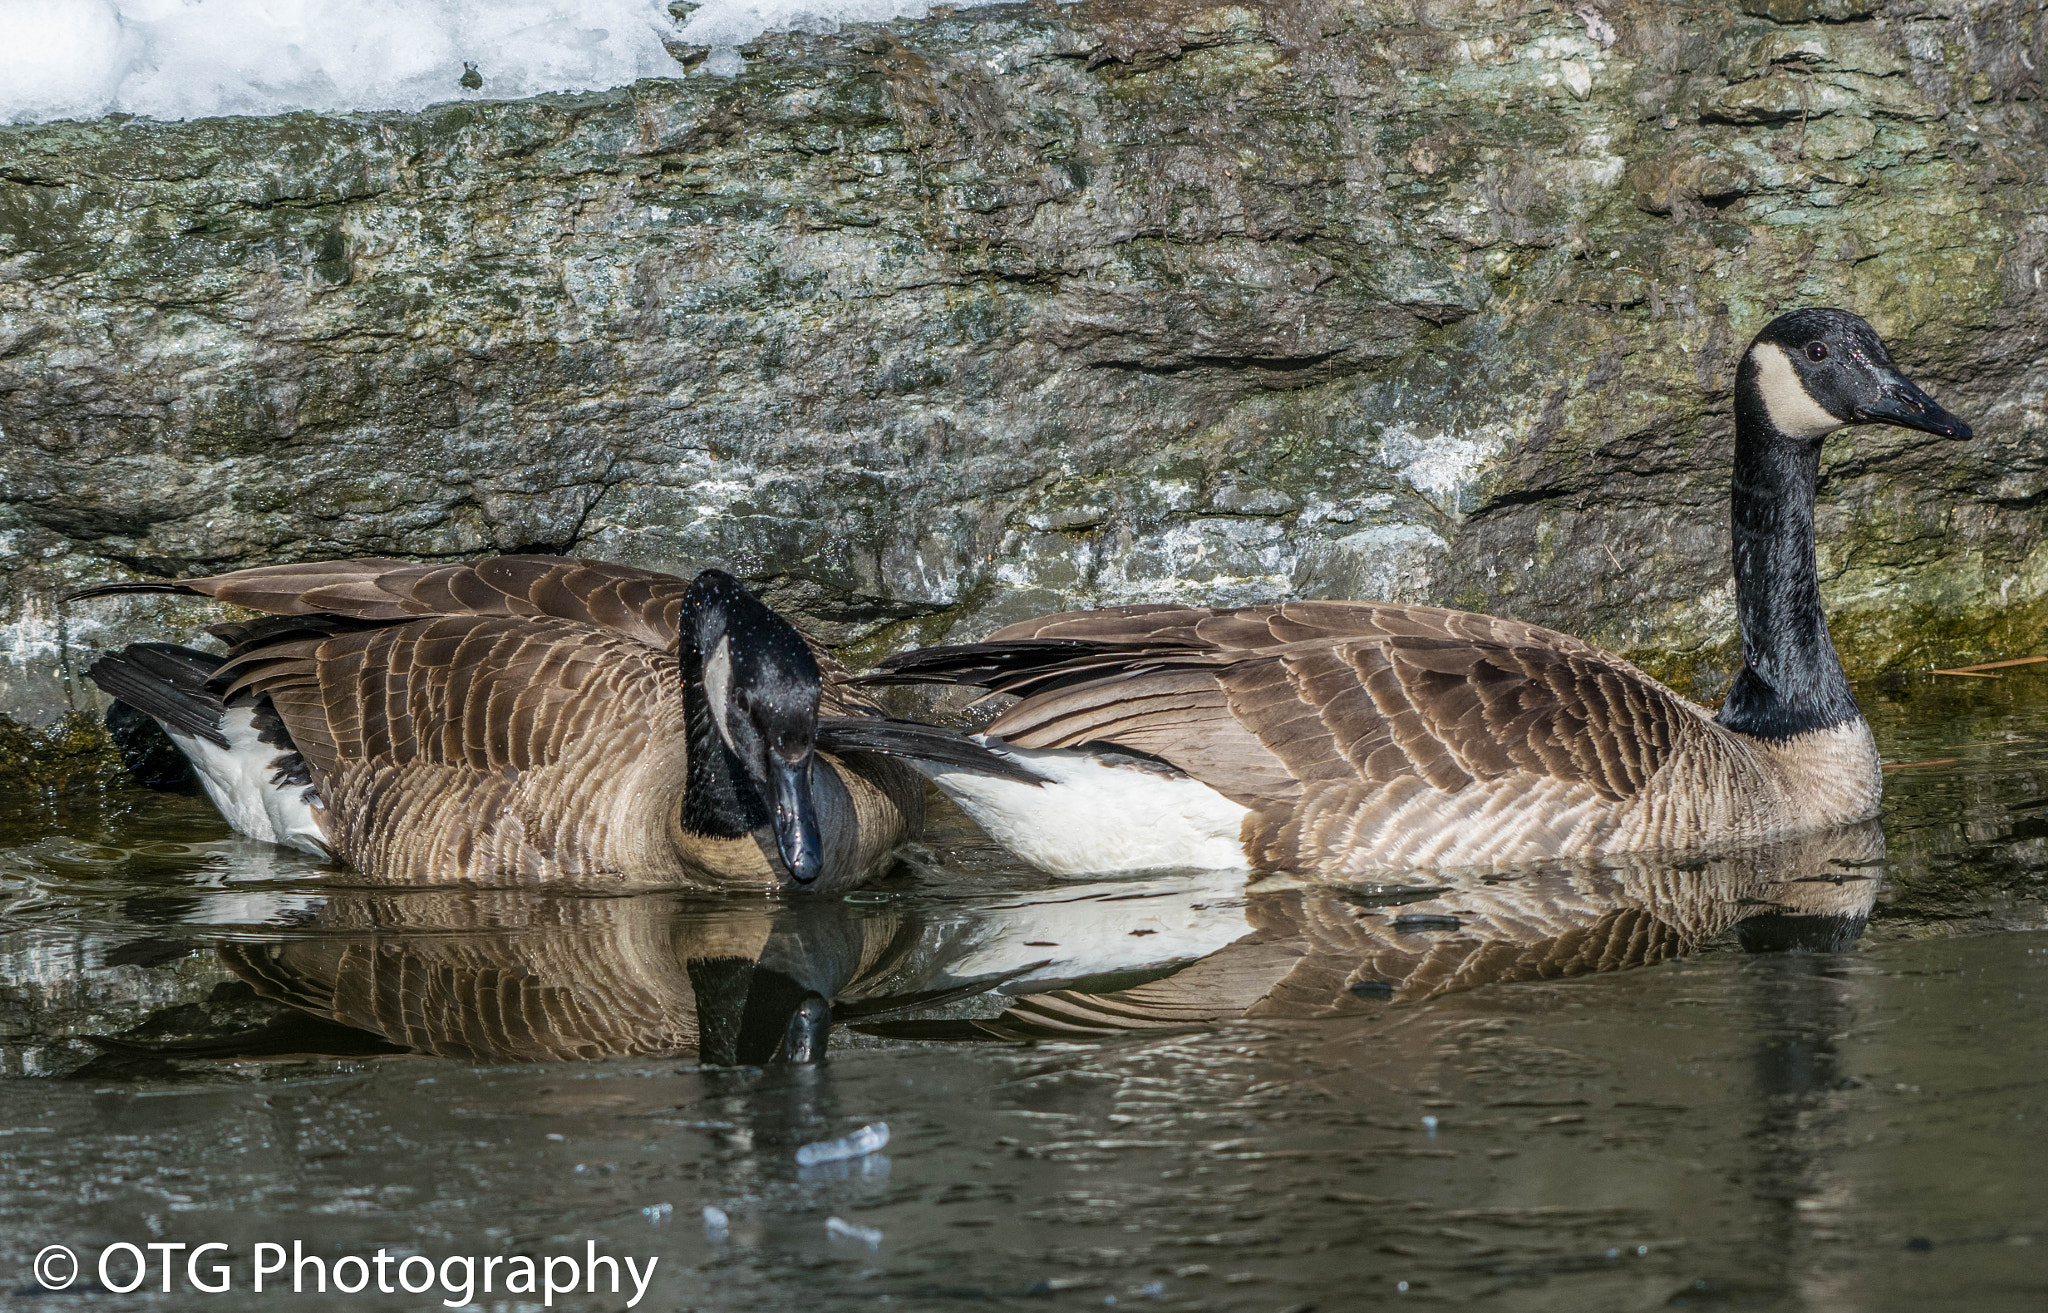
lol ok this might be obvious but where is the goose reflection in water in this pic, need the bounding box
[198,820,1883,1064]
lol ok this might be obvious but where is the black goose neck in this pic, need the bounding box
[679,604,770,840]
[1714,361,1860,741]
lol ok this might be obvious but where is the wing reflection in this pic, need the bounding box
[210,822,1882,1061]
[919,820,1886,1039]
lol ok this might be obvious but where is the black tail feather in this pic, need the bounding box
[861,639,1124,688]
[63,580,204,603]
[815,717,1047,785]
[860,639,1202,701]
[207,612,379,658]
[85,643,229,747]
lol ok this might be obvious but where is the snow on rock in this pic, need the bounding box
[0,0,979,124]
[672,0,1000,51]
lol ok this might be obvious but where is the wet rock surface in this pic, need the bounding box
[2,0,2045,756]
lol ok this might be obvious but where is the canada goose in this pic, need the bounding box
[869,310,1969,876]
[68,557,1039,892]
[875,820,1885,1041]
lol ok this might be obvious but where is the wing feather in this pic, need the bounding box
[887,603,1717,866]
[91,555,886,722]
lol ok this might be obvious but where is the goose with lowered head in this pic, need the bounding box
[867,309,1970,877]
[69,557,1038,892]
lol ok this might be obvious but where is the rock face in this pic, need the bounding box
[3,0,2045,775]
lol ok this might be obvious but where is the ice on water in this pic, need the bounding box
[824,1216,883,1249]
[794,1120,889,1166]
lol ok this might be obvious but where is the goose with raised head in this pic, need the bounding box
[867,309,1970,877]
[69,556,1039,892]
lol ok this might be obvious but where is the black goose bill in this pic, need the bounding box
[1849,371,1970,438]
[768,749,825,885]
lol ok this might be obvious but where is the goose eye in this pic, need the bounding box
[1806,341,1828,362]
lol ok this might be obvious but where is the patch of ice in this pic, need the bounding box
[795,1121,889,1166]
[702,45,745,78]
[825,1216,883,1248]
[0,0,1025,122]
[675,0,989,48]
[1,0,684,124]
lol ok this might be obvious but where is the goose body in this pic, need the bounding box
[74,557,1032,893]
[873,310,1970,877]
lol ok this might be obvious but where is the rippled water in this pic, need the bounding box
[3,675,2046,1311]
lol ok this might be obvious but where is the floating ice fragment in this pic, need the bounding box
[643,1202,673,1224]
[1140,1282,1165,1298]
[702,1205,729,1241]
[796,1121,889,1166]
[825,1216,883,1248]
[1421,1115,1439,1136]
[799,1152,891,1183]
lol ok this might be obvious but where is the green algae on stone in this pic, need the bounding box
[0,713,126,809]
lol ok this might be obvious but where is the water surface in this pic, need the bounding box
[3,675,2046,1311]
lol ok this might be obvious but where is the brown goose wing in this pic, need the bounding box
[984,599,1614,656]
[81,554,884,715]
[889,605,1715,862]
[214,612,685,881]
[214,613,660,788]
[84,556,689,650]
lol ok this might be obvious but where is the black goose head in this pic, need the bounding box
[681,569,827,886]
[1740,308,1971,442]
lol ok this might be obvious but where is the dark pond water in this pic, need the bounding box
[3,675,2046,1312]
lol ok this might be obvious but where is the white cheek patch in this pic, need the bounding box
[1751,342,1842,439]
[703,635,742,754]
